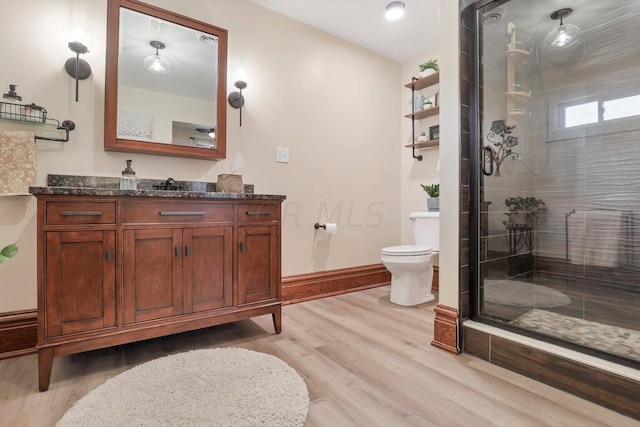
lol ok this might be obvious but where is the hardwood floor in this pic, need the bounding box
[0,286,636,426]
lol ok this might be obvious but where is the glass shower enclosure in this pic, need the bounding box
[472,0,640,366]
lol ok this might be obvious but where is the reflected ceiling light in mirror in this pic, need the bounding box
[63,23,93,102]
[143,41,171,74]
[544,8,581,49]
[385,1,405,21]
[196,127,216,139]
[228,67,247,126]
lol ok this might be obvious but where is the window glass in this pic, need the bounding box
[564,101,598,127]
[603,94,640,121]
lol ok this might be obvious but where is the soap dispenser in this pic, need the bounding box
[120,159,139,190]
[1,84,23,120]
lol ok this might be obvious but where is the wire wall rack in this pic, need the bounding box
[0,101,75,142]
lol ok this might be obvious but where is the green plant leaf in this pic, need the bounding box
[0,244,18,263]
[421,184,439,197]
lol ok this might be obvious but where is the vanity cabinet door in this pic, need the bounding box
[236,225,279,305]
[45,231,116,337]
[182,227,233,313]
[123,228,183,324]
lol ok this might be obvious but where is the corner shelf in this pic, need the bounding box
[405,139,439,149]
[405,72,440,161]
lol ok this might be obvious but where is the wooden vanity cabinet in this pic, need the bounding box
[34,195,283,391]
[122,226,233,323]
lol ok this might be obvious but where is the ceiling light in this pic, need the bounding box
[143,40,170,74]
[544,8,581,49]
[385,1,405,21]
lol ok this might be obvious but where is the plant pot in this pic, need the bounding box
[427,197,439,212]
[420,68,437,78]
[505,211,532,228]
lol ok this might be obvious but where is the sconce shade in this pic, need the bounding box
[144,41,170,74]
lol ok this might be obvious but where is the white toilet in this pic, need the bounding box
[381,212,439,306]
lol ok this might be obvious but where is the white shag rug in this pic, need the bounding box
[57,348,309,427]
[484,279,571,308]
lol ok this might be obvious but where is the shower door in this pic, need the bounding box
[472,0,640,366]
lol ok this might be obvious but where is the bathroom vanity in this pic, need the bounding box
[30,179,285,391]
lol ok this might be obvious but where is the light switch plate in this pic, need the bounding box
[276,148,289,163]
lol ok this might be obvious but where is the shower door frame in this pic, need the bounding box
[466,0,637,368]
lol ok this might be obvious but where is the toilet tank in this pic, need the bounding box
[410,212,439,250]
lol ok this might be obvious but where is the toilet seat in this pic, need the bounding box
[381,245,432,257]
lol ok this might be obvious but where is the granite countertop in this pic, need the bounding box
[28,174,286,201]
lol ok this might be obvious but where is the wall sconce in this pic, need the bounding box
[228,80,247,126]
[64,23,92,102]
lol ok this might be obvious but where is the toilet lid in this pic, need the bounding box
[381,245,432,256]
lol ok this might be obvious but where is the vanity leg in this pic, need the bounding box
[272,304,282,334]
[38,348,54,391]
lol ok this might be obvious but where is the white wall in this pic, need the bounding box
[438,0,461,308]
[0,0,402,311]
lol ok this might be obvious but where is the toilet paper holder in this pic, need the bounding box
[314,223,326,230]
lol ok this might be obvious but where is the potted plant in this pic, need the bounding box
[417,132,428,142]
[419,59,439,78]
[423,97,433,110]
[0,243,18,264]
[421,184,439,212]
[503,196,547,228]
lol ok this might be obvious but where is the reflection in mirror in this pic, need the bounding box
[171,121,217,149]
[105,0,227,160]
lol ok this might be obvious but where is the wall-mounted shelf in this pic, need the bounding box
[0,101,75,142]
[405,139,439,149]
[405,72,440,161]
[405,106,440,120]
[405,72,440,91]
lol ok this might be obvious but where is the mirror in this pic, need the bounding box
[105,0,228,160]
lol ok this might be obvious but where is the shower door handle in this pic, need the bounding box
[482,146,494,176]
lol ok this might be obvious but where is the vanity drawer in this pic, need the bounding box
[235,203,279,222]
[123,201,233,224]
[46,202,116,225]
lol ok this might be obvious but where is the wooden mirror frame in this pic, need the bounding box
[104,0,228,160]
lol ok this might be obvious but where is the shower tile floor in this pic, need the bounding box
[511,308,640,362]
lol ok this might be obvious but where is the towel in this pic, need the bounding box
[0,131,37,195]
[569,210,622,268]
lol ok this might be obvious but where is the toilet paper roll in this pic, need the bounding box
[324,223,338,235]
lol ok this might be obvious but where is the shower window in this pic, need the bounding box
[560,94,640,128]
[472,0,640,367]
